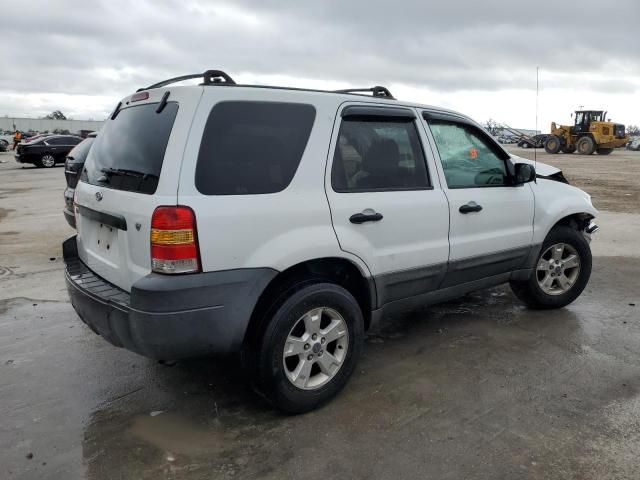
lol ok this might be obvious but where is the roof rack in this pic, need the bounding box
[334,86,395,99]
[137,70,395,100]
[137,70,236,92]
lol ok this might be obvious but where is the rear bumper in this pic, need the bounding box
[63,236,277,359]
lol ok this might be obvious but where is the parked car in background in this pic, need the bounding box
[518,134,549,148]
[626,138,640,151]
[15,135,83,167]
[63,132,97,228]
[78,129,96,138]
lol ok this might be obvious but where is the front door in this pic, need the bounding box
[326,104,450,305]
[422,113,535,287]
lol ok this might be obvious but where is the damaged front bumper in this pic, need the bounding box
[583,221,599,242]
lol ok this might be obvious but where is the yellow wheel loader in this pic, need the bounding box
[544,110,628,155]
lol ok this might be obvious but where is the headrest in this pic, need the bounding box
[362,139,400,174]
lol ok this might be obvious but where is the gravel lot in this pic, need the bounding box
[1,148,639,479]
[511,147,640,214]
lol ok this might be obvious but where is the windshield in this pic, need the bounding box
[81,102,178,194]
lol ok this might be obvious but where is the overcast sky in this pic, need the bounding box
[2,0,639,130]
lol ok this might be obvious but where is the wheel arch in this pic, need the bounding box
[533,180,598,244]
[535,210,596,245]
[551,212,595,232]
[577,132,595,141]
[243,256,375,348]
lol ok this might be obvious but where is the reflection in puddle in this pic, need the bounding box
[128,412,225,457]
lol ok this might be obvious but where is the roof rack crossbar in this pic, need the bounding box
[333,86,395,99]
[138,70,236,92]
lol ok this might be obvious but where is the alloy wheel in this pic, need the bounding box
[283,307,349,390]
[41,154,56,167]
[536,243,581,295]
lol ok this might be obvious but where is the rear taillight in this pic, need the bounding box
[150,206,200,274]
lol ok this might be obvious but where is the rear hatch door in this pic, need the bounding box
[74,87,203,292]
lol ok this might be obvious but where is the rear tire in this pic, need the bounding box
[596,148,614,155]
[544,136,561,154]
[576,136,596,155]
[249,282,364,413]
[510,226,592,309]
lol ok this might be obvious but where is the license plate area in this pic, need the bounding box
[95,222,119,259]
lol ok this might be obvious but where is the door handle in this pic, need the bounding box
[459,202,483,214]
[349,212,383,224]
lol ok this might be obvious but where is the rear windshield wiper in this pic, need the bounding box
[98,168,159,187]
[100,167,158,179]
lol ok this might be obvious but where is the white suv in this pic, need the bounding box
[64,70,598,412]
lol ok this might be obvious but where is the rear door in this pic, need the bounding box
[51,136,82,160]
[326,104,450,305]
[43,137,64,159]
[74,87,203,291]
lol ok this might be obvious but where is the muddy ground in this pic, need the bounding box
[0,148,639,480]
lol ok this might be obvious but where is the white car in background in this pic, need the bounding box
[64,70,598,413]
[626,138,640,151]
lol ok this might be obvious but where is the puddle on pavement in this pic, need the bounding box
[128,412,225,456]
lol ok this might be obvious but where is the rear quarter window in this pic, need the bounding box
[195,101,316,195]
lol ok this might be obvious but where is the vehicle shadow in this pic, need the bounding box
[81,284,587,479]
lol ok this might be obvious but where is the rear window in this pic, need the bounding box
[67,137,95,162]
[82,102,178,194]
[195,101,316,195]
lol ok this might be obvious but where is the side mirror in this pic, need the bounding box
[514,163,536,184]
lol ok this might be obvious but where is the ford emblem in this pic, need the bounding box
[95,191,103,201]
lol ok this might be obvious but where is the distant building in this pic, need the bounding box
[0,116,104,134]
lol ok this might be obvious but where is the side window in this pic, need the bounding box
[428,121,509,188]
[195,101,316,195]
[331,118,429,192]
[46,137,64,145]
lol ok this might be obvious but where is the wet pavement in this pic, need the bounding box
[1,153,639,479]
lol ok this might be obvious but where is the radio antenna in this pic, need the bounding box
[535,66,539,169]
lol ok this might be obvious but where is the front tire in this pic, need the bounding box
[510,225,592,309]
[544,136,561,154]
[251,283,364,413]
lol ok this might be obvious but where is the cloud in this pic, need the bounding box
[1,0,638,125]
